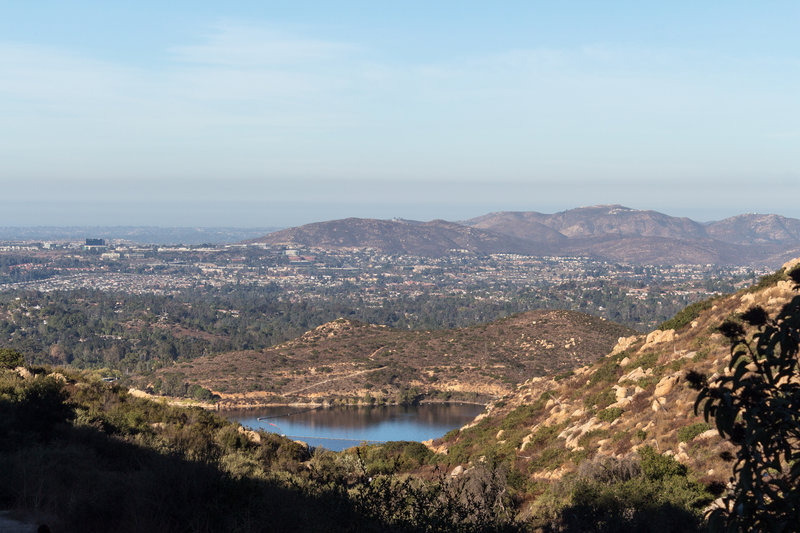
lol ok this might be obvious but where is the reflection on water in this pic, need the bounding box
[225,403,485,452]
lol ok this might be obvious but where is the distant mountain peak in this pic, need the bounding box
[248,207,800,267]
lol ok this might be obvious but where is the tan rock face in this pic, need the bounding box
[545,407,571,426]
[611,335,639,355]
[560,419,604,449]
[782,257,800,272]
[642,329,675,349]
[613,385,628,401]
[654,374,680,397]
[238,426,262,443]
[619,366,652,383]
[15,367,32,380]
[695,429,720,441]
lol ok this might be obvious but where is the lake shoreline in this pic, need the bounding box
[128,388,489,412]
[225,403,487,452]
[217,398,488,413]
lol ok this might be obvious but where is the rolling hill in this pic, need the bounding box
[250,205,800,266]
[248,217,549,257]
[145,309,636,408]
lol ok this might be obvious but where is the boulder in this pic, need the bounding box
[611,335,639,355]
[619,366,650,383]
[47,372,67,383]
[14,367,32,380]
[694,429,720,441]
[643,329,675,348]
[654,374,680,397]
[613,385,628,401]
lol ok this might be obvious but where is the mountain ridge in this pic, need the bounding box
[249,205,800,266]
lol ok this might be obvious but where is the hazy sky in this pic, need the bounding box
[2,1,799,226]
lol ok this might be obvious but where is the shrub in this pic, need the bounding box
[525,423,565,451]
[0,374,72,436]
[584,389,616,410]
[677,422,711,443]
[658,296,717,331]
[638,445,687,479]
[636,351,659,370]
[590,360,621,385]
[501,403,542,430]
[352,441,433,475]
[746,268,787,293]
[188,384,215,401]
[0,348,24,369]
[596,407,623,422]
[529,446,568,471]
[553,447,712,532]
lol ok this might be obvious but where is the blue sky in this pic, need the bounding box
[1,1,799,226]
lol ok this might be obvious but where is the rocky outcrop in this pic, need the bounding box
[438,259,800,489]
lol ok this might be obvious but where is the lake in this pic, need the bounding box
[226,403,485,451]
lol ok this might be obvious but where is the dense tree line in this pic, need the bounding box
[0,278,714,372]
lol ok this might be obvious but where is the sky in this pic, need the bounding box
[1,1,799,227]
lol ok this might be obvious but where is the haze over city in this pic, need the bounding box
[2,1,799,226]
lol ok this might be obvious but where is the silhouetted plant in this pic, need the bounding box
[689,266,800,531]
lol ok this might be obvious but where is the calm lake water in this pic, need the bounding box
[226,403,485,451]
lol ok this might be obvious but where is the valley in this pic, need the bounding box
[2,211,799,531]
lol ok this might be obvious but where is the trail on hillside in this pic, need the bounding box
[284,365,386,395]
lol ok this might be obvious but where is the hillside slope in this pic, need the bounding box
[706,213,800,245]
[466,206,800,265]
[434,257,800,498]
[470,205,707,240]
[146,310,635,407]
[251,206,800,265]
[249,217,548,257]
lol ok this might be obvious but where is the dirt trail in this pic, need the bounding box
[367,347,385,360]
[284,366,385,395]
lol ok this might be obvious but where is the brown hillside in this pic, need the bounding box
[463,212,568,243]
[249,206,800,265]
[249,217,548,257]
[149,310,635,408]
[435,257,800,493]
[706,213,800,245]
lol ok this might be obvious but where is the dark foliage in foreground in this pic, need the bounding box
[690,266,800,532]
[530,449,712,533]
[0,367,518,532]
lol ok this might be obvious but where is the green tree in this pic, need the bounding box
[688,266,800,531]
[0,348,24,369]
